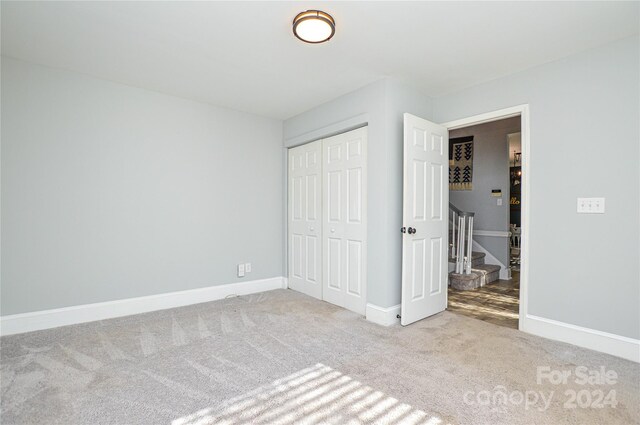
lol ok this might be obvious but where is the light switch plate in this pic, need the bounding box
[245,263,252,273]
[577,197,605,214]
[237,264,245,277]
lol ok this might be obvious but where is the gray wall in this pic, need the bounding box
[4,35,638,342]
[449,116,521,267]
[283,78,434,308]
[434,36,640,339]
[383,80,435,306]
[1,58,284,315]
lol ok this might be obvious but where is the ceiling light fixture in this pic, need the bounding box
[292,10,335,44]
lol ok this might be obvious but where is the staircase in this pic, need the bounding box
[448,203,501,290]
[449,251,501,290]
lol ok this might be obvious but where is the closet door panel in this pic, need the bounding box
[288,140,322,299]
[322,127,367,314]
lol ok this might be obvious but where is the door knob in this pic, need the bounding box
[331,228,336,233]
[310,227,314,231]
[401,227,406,233]
[408,227,416,234]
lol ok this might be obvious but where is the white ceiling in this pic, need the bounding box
[2,1,638,120]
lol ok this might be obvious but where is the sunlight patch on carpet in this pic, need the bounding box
[172,363,443,425]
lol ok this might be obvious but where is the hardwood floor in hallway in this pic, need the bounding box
[447,271,520,328]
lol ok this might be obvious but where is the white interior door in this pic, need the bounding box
[322,127,367,315]
[401,114,448,326]
[288,140,322,299]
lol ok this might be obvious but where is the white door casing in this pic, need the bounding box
[322,127,367,315]
[288,140,323,299]
[401,114,449,326]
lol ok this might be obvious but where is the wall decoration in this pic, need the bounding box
[449,136,474,190]
[510,149,522,227]
[510,165,522,227]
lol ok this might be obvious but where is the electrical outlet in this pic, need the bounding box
[245,263,252,273]
[237,264,245,277]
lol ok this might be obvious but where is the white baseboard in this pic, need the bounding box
[499,269,511,280]
[366,303,401,327]
[1,276,287,336]
[521,314,640,363]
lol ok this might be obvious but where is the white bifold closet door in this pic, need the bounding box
[287,127,367,315]
[288,140,323,299]
[322,128,367,315]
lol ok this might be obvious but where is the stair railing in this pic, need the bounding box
[449,203,475,275]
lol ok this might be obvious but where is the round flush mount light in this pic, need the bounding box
[292,10,335,44]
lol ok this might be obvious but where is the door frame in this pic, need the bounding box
[440,104,530,329]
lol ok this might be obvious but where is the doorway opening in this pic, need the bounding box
[444,111,527,329]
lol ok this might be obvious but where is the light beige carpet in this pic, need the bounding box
[1,289,638,424]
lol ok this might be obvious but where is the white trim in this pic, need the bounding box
[284,113,369,148]
[521,315,640,363]
[441,105,524,130]
[474,230,510,238]
[0,277,287,336]
[442,104,530,325]
[366,303,400,327]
